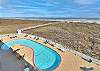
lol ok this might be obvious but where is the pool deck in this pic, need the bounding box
[11,45,34,67]
[1,34,100,71]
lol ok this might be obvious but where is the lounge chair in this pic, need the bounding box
[57,48,64,52]
[36,37,39,40]
[80,67,93,71]
[12,49,20,54]
[43,40,48,44]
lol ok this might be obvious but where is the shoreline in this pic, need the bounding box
[0,18,100,23]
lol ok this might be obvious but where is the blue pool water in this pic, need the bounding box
[1,39,61,70]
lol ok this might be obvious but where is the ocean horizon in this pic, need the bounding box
[0,17,100,23]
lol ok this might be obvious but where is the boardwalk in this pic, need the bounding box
[17,22,60,34]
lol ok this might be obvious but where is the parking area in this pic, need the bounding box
[0,50,25,71]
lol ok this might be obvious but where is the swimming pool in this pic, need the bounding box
[1,39,61,71]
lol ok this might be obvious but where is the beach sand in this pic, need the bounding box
[0,19,52,34]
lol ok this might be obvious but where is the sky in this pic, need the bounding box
[0,0,100,18]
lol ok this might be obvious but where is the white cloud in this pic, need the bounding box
[0,6,3,8]
[74,0,93,5]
